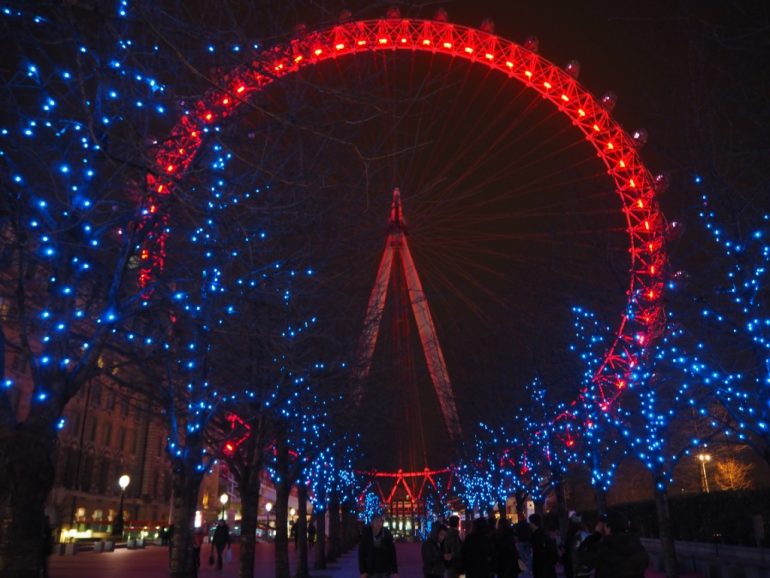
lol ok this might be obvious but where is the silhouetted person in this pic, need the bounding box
[422,524,447,578]
[41,516,54,578]
[308,521,317,549]
[494,518,521,578]
[359,514,398,578]
[211,519,231,570]
[577,511,649,578]
[461,517,493,578]
[443,515,463,578]
[528,514,557,578]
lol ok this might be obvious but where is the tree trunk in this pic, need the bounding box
[654,483,678,578]
[274,437,291,578]
[594,486,608,515]
[169,462,204,578]
[238,463,262,578]
[313,509,326,570]
[295,484,309,578]
[0,427,56,578]
[327,496,340,562]
[552,469,568,543]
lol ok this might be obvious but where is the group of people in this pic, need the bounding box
[289,519,318,548]
[358,510,649,578]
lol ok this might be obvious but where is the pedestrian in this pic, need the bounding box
[528,514,557,578]
[461,517,493,578]
[358,514,399,578]
[442,515,463,578]
[211,518,231,570]
[513,514,532,573]
[308,520,317,550]
[422,523,447,578]
[562,514,590,578]
[577,511,649,578]
[41,515,54,578]
[192,525,205,576]
[291,520,298,548]
[494,518,521,578]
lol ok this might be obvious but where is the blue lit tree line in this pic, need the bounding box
[0,3,366,578]
[449,189,770,577]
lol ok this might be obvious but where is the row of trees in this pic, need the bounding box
[0,2,380,577]
[450,193,770,577]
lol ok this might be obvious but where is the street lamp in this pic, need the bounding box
[698,453,712,493]
[219,493,229,520]
[112,474,130,537]
[265,501,273,538]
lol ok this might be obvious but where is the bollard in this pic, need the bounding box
[93,541,104,553]
[103,540,114,552]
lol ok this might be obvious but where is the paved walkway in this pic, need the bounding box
[49,542,701,578]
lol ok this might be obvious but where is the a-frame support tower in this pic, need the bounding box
[353,188,462,442]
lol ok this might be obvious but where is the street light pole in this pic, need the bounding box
[265,501,273,539]
[219,493,229,521]
[698,453,712,493]
[112,474,131,538]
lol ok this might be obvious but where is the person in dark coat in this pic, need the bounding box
[211,519,231,570]
[528,514,557,578]
[494,518,521,578]
[359,514,399,578]
[461,517,493,578]
[443,515,463,578]
[577,511,649,578]
[422,524,448,578]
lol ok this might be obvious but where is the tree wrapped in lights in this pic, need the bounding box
[306,436,359,570]
[467,423,525,519]
[619,314,714,578]
[452,457,495,518]
[510,376,578,536]
[570,306,628,513]
[0,4,177,573]
[691,194,770,465]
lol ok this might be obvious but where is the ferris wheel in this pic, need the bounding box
[142,10,668,468]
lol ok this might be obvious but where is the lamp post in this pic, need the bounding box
[219,493,229,521]
[698,453,712,493]
[265,501,273,538]
[112,474,130,537]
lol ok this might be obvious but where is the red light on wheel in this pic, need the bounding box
[237,86,245,93]
[422,39,431,45]
[561,94,569,102]
[378,38,388,44]
[294,55,304,63]
[335,43,345,50]
[464,47,473,54]
[443,42,452,49]
[204,113,213,121]
[577,108,586,117]
[166,164,174,173]
[314,49,322,56]
[357,40,367,46]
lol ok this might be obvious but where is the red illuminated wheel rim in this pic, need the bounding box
[143,18,667,409]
